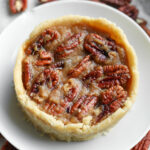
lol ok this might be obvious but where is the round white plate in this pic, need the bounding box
[0,1,150,150]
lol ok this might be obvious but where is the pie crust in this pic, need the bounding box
[14,15,138,141]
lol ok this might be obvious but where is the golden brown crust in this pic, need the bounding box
[14,15,138,141]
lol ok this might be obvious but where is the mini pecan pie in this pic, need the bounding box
[14,15,138,141]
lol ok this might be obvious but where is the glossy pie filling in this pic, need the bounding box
[22,24,131,125]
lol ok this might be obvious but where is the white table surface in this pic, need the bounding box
[0,0,149,149]
[0,0,150,34]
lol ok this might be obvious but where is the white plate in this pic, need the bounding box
[0,1,150,150]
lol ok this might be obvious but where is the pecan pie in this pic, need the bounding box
[14,15,138,141]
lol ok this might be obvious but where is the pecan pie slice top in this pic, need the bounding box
[14,15,138,141]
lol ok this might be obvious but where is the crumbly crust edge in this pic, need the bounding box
[13,15,139,141]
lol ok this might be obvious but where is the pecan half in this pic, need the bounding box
[68,55,91,78]
[107,38,117,51]
[101,85,127,112]
[52,105,65,115]
[78,95,98,119]
[31,68,59,93]
[103,64,130,86]
[43,102,65,115]
[62,78,81,111]
[55,33,82,59]
[51,61,64,69]
[96,85,127,123]
[83,66,103,81]
[44,68,59,88]
[98,76,120,89]
[70,96,86,114]
[70,95,98,119]
[25,43,43,56]
[119,4,139,20]
[25,47,32,55]
[84,33,118,64]
[40,29,58,45]
[35,50,53,66]
[96,104,110,123]
[9,0,27,14]
[43,102,55,113]
[61,87,78,113]
[22,62,31,90]
[39,50,53,59]
[101,0,131,8]
[31,72,45,93]
[35,60,52,66]
[131,130,150,150]
[25,29,57,55]
[65,88,78,102]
